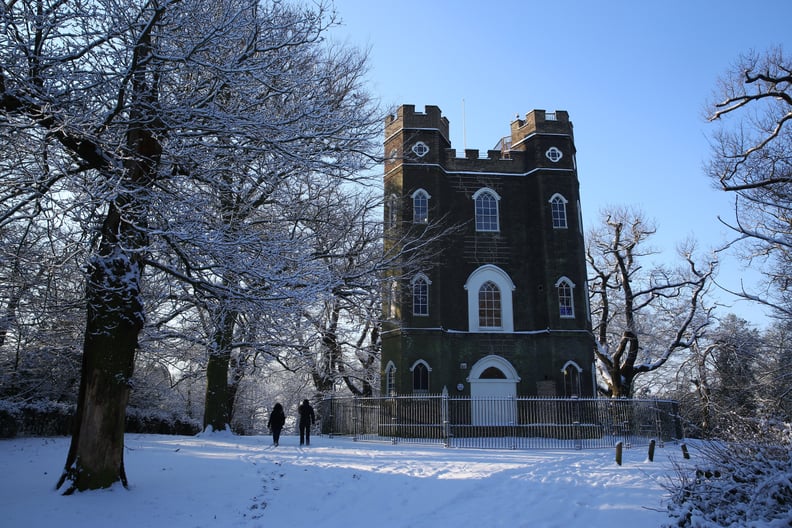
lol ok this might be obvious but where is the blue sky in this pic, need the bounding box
[331,0,791,327]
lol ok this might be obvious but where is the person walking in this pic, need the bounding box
[267,402,286,447]
[298,399,315,446]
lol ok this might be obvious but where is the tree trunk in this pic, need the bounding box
[56,27,161,490]
[608,331,639,398]
[227,352,246,431]
[57,215,145,493]
[0,286,21,350]
[203,308,237,431]
[612,368,635,398]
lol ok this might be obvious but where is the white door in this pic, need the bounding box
[470,378,517,425]
[468,356,520,426]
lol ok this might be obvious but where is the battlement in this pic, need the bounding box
[387,105,571,153]
[443,148,528,173]
[509,110,572,149]
[385,104,450,142]
[385,105,574,173]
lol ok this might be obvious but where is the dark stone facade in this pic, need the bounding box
[382,105,593,399]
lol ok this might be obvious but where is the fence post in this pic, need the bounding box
[327,394,334,438]
[652,399,665,447]
[615,441,623,466]
[352,396,359,441]
[510,396,517,450]
[675,400,685,442]
[571,396,581,450]
[441,387,450,448]
[623,419,632,448]
[391,397,398,444]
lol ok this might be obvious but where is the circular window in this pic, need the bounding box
[412,141,429,157]
[546,146,563,163]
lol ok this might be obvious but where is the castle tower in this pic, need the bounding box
[381,105,593,402]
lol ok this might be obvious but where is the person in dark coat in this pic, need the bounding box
[267,402,286,446]
[298,399,315,446]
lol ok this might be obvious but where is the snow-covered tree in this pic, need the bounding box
[0,217,84,403]
[663,321,792,527]
[587,207,715,397]
[710,315,760,416]
[295,187,385,397]
[674,314,761,436]
[758,321,792,421]
[0,0,380,492]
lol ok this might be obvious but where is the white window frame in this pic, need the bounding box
[472,188,501,232]
[411,188,430,224]
[546,146,563,162]
[561,360,583,398]
[410,359,431,394]
[549,193,568,229]
[385,361,397,396]
[555,276,575,319]
[411,273,431,316]
[478,281,502,329]
[386,194,399,229]
[464,264,515,332]
[411,141,429,157]
[384,279,399,319]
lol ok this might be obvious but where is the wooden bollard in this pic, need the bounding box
[615,441,623,466]
[648,439,656,462]
[681,443,690,459]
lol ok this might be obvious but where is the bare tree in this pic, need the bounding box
[706,46,792,317]
[587,207,715,397]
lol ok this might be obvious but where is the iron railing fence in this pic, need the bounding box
[319,394,683,450]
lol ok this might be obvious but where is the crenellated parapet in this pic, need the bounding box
[509,110,573,150]
[385,105,574,175]
[385,104,450,144]
[442,148,528,173]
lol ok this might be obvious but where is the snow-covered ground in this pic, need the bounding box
[0,432,689,527]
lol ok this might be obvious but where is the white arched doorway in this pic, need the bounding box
[467,355,520,425]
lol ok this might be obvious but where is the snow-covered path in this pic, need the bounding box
[1,433,683,527]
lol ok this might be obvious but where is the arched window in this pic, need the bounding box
[385,194,399,229]
[549,193,568,229]
[411,273,430,316]
[464,265,515,332]
[410,360,431,394]
[382,281,391,318]
[561,360,583,397]
[411,189,430,224]
[555,276,575,318]
[385,361,397,396]
[473,188,500,232]
[478,281,502,328]
[383,279,399,319]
